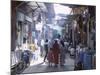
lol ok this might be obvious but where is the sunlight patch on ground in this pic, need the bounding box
[30,56,44,66]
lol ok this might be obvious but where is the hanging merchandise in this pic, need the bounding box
[83,24,87,33]
[78,15,83,29]
[17,21,22,32]
[33,9,41,22]
[17,12,24,22]
[88,6,96,18]
[83,14,87,33]
[37,12,41,22]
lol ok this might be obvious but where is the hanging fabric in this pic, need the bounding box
[37,12,41,22]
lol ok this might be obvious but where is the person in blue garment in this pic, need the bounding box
[21,50,30,67]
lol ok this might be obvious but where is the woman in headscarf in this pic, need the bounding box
[52,40,60,67]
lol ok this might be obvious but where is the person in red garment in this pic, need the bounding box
[47,48,54,66]
[52,40,60,67]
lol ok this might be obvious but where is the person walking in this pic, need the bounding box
[52,40,60,67]
[44,39,49,62]
[60,40,66,66]
[47,48,54,66]
[40,39,44,57]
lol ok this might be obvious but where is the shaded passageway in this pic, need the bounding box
[21,53,75,74]
[11,1,96,75]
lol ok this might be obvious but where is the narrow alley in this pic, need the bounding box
[11,1,96,75]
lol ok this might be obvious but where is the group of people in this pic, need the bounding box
[43,39,66,67]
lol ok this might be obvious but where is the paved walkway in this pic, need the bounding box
[19,53,75,74]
